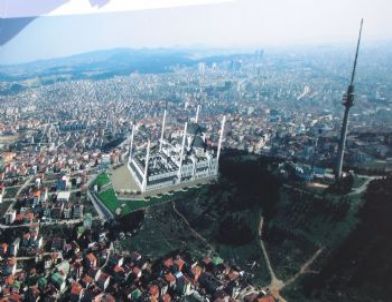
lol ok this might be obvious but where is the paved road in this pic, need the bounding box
[87,190,114,221]
[2,176,34,214]
[0,217,101,229]
[86,173,114,221]
[16,176,34,197]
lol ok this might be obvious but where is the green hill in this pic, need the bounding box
[286,176,392,301]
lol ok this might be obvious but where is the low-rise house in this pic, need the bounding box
[57,191,71,203]
[96,271,111,291]
[51,272,66,292]
[70,282,84,302]
[3,258,17,276]
[10,238,20,257]
[0,243,8,257]
[5,210,16,225]
[132,266,142,279]
[73,204,84,219]
[85,253,98,269]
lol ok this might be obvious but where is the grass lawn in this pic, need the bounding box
[98,186,199,216]
[93,173,111,187]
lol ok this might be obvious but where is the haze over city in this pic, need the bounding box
[1,0,392,64]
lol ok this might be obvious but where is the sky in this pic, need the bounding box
[0,0,391,64]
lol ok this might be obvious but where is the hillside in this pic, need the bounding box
[119,151,282,286]
[285,176,392,301]
[116,151,390,300]
[169,152,389,301]
[0,48,258,92]
[174,152,282,285]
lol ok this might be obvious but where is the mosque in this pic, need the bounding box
[127,106,226,192]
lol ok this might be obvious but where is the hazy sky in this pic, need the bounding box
[0,0,391,64]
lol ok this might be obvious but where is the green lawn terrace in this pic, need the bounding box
[92,172,203,216]
[93,173,111,188]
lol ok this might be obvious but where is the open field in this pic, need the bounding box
[97,185,202,216]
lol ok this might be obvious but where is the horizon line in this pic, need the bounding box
[1,39,391,67]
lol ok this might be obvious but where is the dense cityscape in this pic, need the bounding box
[0,11,392,301]
[0,44,391,301]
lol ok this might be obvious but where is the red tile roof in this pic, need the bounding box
[164,273,176,283]
[149,285,159,297]
[257,296,275,302]
[71,282,83,295]
[174,258,185,271]
[162,294,171,302]
[163,258,174,268]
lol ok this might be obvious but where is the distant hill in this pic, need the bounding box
[0,48,259,84]
[0,48,194,82]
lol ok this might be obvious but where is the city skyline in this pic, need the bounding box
[1,0,392,64]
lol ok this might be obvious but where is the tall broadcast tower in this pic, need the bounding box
[335,19,364,180]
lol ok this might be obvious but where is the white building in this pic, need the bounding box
[0,183,4,204]
[57,191,71,203]
[5,210,16,225]
[128,107,226,193]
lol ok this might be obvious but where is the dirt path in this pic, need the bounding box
[258,218,284,285]
[170,206,325,302]
[171,202,216,255]
[284,247,324,287]
[258,217,287,301]
[258,216,324,302]
[348,175,381,196]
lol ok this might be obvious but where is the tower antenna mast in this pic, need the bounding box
[335,19,364,180]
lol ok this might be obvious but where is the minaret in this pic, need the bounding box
[195,105,201,124]
[129,124,134,163]
[216,115,226,175]
[142,140,151,192]
[336,19,364,180]
[177,122,188,183]
[159,110,167,152]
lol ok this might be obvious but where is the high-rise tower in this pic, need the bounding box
[335,19,364,180]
